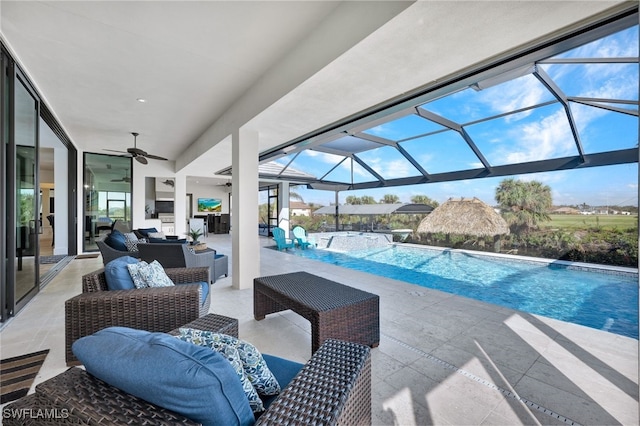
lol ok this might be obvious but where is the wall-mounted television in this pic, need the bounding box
[155,201,174,213]
[197,198,221,212]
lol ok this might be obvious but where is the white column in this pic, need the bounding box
[174,174,187,237]
[231,127,260,290]
[278,182,290,238]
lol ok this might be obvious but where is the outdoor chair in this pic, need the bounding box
[272,227,295,250]
[96,239,131,265]
[292,226,313,249]
[138,242,226,283]
[65,266,211,366]
[7,331,371,426]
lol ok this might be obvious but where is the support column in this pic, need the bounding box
[174,174,187,237]
[232,128,260,290]
[278,181,290,238]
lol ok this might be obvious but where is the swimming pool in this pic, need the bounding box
[287,244,639,339]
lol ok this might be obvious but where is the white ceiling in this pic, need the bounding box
[0,1,628,184]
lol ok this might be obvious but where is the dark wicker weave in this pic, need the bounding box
[4,314,239,426]
[254,272,380,353]
[65,267,211,366]
[4,337,371,425]
[95,240,131,265]
[255,339,371,425]
[168,312,239,338]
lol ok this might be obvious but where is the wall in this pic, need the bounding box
[188,181,230,216]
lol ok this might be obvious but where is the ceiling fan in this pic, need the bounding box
[104,132,168,164]
[111,169,131,183]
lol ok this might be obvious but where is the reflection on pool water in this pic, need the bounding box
[287,244,639,339]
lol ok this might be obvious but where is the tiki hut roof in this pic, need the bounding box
[417,197,510,236]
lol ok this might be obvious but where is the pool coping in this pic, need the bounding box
[398,242,638,278]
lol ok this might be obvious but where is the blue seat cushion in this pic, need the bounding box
[259,354,303,410]
[149,238,187,244]
[180,281,209,306]
[136,227,158,237]
[72,327,254,426]
[104,256,139,290]
[105,230,128,251]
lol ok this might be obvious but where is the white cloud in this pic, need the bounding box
[478,75,547,121]
[504,108,576,163]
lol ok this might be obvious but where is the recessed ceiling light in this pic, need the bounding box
[136,98,146,103]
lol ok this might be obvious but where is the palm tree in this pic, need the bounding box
[380,194,400,204]
[495,178,552,233]
[410,195,439,208]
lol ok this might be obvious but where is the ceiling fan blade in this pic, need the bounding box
[104,149,132,155]
[135,156,148,165]
[128,147,147,156]
[144,154,168,161]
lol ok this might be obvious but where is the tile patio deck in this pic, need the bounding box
[1,233,637,425]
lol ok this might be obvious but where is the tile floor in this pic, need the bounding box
[1,233,638,425]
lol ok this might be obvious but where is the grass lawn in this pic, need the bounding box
[542,214,638,231]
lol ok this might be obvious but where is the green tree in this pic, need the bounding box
[380,194,400,204]
[410,195,439,208]
[495,178,552,233]
[360,195,376,204]
[345,195,362,205]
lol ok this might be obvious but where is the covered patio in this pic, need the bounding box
[1,233,637,425]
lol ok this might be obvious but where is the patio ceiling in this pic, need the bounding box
[0,2,636,192]
[246,9,639,191]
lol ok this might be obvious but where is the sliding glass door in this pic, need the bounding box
[1,45,76,322]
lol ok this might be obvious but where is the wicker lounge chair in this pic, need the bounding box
[7,310,371,426]
[272,227,295,250]
[5,338,370,426]
[96,239,131,265]
[65,266,211,366]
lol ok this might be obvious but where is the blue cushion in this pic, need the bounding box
[260,354,303,410]
[149,238,187,244]
[105,230,128,251]
[136,227,158,237]
[72,327,254,426]
[180,281,209,306]
[104,256,139,290]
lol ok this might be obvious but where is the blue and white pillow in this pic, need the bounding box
[177,329,281,411]
[205,343,263,413]
[127,260,174,289]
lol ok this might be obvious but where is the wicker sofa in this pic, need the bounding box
[96,239,130,264]
[138,242,228,283]
[65,266,211,366]
[6,315,371,426]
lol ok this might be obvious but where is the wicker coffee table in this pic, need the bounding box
[254,271,379,353]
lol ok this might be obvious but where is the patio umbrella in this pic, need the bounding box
[417,197,509,236]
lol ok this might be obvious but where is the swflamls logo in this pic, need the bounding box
[2,407,70,420]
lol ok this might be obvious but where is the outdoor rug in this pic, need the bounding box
[39,255,67,264]
[0,349,49,404]
[75,253,99,259]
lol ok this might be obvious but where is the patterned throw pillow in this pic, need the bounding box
[123,232,140,252]
[177,329,281,398]
[208,344,263,413]
[127,260,174,289]
[148,231,166,240]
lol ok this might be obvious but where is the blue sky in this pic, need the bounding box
[279,25,639,208]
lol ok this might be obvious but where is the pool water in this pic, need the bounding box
[288,245,639,339]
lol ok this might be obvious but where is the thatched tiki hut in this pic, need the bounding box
[417,197,509,251]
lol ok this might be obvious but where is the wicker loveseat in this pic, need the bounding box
[7,315,371,426]
[138,242,228,283]
[65,266,211,366]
